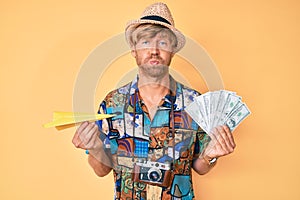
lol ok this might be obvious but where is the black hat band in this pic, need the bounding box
[140,15,172,25]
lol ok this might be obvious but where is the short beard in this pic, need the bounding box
[139,64,169,79]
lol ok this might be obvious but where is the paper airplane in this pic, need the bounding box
[43,111,115,130]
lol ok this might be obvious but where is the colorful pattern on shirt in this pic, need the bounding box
[96,76,209,200]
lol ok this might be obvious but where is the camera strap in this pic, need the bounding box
[131,90,176,168]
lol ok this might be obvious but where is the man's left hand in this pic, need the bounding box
[203,125,236,160]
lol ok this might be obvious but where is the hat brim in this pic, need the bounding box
[125,19,186,53]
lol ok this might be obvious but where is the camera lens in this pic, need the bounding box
[149,171,159,181]
[148,168,162,182]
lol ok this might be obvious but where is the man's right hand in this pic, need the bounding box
[72,121,102,150]
[72,121,113,176]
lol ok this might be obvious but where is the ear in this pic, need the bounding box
[131,49,137,58]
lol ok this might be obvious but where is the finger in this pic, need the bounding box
[76,121,89,135]
[72,130,83,147]
[73,121,90,148]
[212,127,229,153]
[216,126,234,152]
[81,123,99,148]
[204,129,219,157]
[223,125,236,149]
[72,134,83,148]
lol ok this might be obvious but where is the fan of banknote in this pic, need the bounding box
[185,90,251,133]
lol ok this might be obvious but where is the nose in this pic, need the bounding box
[149,45,160,56]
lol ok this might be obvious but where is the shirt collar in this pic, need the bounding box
[130,75,176,94]
[129,75,177,108]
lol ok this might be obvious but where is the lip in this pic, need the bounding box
[149,60,160,65]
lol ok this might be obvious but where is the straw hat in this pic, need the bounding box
[125,2,186,53]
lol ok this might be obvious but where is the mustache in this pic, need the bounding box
[145,55,163,62]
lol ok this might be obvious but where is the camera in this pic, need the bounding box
[133,161,171,187]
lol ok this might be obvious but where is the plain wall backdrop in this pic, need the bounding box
[1,0,299,199]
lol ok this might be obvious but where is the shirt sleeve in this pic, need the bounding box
[193,128,210,159]
[95,100,111,149]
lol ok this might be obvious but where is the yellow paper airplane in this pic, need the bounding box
[43,111,115,130]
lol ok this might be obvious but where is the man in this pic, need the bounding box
[72,2,235,200]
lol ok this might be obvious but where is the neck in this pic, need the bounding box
[138,73,170,98]
[137,73,170,120]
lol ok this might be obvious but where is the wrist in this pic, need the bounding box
[203,155,218,166]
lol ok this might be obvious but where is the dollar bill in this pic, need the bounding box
[185,100,208,133]
[225,103,251,131]
[195,95,208,128]
[185,90,250,134]
[209,91,220,131]
[202,92,211,131]
[218,93,241,124]
[212,90,228,128]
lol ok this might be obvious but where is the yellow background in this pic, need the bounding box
[1,0,299,199]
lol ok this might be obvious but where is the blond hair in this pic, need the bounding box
[130,24,178,51]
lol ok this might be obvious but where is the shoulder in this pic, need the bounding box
[180,83,201,96]
[102,82,132,107]
[172,80,201,112]
[176,81,201,100]
[105,82,131,99]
